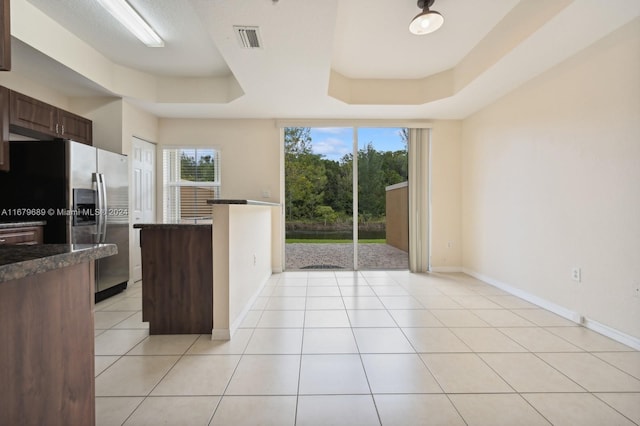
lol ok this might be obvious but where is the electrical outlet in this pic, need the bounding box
[447,241,453,248]
[571,267,581,282]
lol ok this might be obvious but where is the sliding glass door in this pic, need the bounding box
[284,126,408,270]
[285,127,354,270]
[356,128,408,269]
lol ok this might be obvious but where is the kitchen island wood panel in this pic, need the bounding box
[0,262,95,426]
[135,224,213,334]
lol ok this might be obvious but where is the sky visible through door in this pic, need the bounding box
[309,127,406,161]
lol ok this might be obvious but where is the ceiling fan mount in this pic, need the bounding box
[416,0,436,9]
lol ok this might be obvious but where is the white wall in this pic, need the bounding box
[158,119,280,202]
[70,97,123,154]
[74,97,159,156]
[461,19,640,340]
[0,72,69,110]
[122,101,159,156]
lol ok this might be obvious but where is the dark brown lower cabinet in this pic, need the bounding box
[0,225,44,245]
[138,224,213,334]
[0,262,96,426]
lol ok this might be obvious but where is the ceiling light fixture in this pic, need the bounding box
[409,0,444,35]
[96,0,164,47]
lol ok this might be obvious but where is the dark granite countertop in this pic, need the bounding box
[133,223,212,229]
[0,221,47,229]
[207,199,280,206]
[0,244,117,283]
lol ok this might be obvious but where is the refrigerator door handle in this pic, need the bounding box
[93,172,103,244]
[99,173,108,243]
[94,172,107,243]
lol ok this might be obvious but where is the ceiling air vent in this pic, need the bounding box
[234,26,262,49]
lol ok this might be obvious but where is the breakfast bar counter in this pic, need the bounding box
[0,243,117,426]
[0,243,116,282]
[207,199,279,339]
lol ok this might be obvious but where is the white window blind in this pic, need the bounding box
[163,148,221,223]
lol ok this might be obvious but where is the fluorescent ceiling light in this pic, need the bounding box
[96,0,164,47]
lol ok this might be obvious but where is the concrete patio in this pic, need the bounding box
[285,243,409,270]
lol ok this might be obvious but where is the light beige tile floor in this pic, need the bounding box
[95,272,640,425]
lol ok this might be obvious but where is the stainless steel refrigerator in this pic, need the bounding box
[1,139,129,300]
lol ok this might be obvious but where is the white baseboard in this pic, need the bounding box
[463,268,578,321]
[430,266,463,273]
[214,272,272,341]
[583,318,640,351]
[462,268,640,351]
[211,329,230,341]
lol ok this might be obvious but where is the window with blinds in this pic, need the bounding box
[163,148,221,223]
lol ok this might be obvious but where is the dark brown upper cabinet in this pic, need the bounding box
[0,0,10,71]
[9,90,92,145]
[9,91,57,136]
[0,87,93,171]
[59,109,93,144]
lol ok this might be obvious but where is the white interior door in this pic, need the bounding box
[131,137,156,282]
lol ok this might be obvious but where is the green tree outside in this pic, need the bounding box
[180,151,217,182]
[285,128,327,220]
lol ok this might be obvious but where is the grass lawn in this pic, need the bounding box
[286,239,386,244]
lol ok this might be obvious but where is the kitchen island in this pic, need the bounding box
[0,243,117,426]
[135,200,279,340]
[134,223,213,334]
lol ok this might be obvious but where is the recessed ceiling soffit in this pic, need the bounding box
[328,0,572,105]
